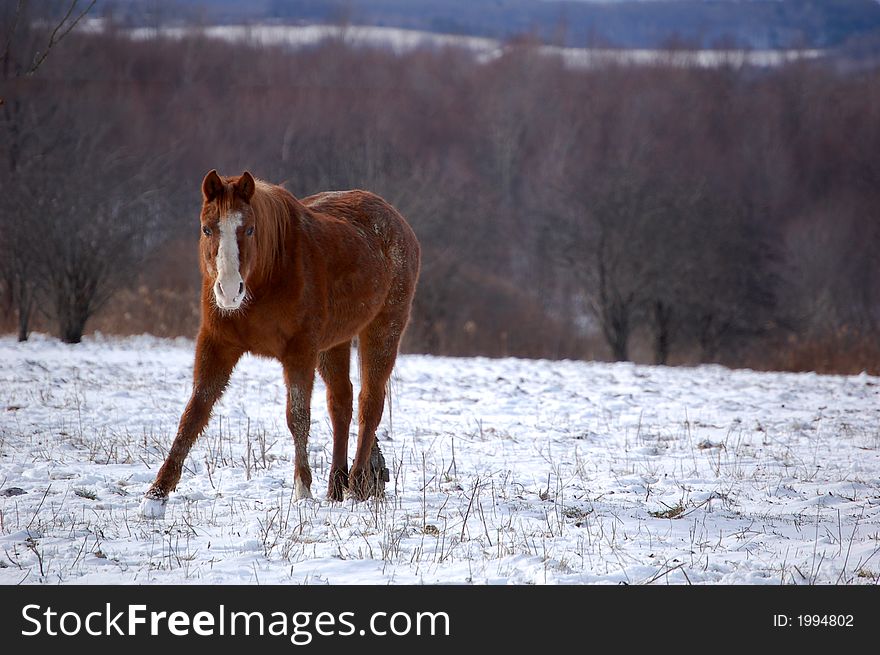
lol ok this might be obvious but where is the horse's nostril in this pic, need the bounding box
[217,282,224,295]
[238,282,244,295]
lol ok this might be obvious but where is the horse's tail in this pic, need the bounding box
[385,378,393,439]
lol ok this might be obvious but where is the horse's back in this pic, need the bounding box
[302,190,412,239]
[302,190,420,285]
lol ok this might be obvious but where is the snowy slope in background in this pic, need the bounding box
[1,334,878,584]
[82,20,822,69]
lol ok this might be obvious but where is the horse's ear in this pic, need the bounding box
[235,171,256,202]
[202,169,223,202]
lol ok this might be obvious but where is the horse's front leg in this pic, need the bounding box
[283,358,317,500]
[141,335,242,518]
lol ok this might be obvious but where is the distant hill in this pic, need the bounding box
[146,0,880,49]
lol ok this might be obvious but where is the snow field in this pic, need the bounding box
[1,334,878,584]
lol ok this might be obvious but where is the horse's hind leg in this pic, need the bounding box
[349,315,403,500]
[317,342,353,501]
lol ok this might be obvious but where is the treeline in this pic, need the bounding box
[1,21,879,373]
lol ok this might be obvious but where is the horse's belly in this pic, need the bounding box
[320,295,387,348]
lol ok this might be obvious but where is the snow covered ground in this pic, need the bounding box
[1,334,878,585]
[82,19,822,69]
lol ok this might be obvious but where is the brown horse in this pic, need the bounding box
[140,170,420,518]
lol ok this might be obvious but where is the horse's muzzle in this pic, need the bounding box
[214,277,245,310]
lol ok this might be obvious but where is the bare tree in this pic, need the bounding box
[1,0,95,83]
[1,0,96,340]
[40,151,166,343]
[4,85,169,343]
[0,206,39,341]
[556,166,666,362]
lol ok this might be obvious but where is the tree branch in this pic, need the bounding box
[26,0,96,76]
[1,0,26,80]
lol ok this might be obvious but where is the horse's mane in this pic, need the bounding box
[249,179,293,281]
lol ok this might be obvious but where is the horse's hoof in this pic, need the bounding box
[327,470,348,502]
[348,442,389,501]
[294,478,313,501]
[140,490,168,519]
[347,468,384,502]
[347,470,369,501]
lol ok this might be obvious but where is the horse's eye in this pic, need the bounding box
[246,226,254,236]
[202,226,212,237]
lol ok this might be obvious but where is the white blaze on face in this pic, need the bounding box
[214,210,245,309]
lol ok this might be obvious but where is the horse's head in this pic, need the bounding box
[199,169,258,311]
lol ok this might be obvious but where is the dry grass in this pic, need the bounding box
[759,332,880,376]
